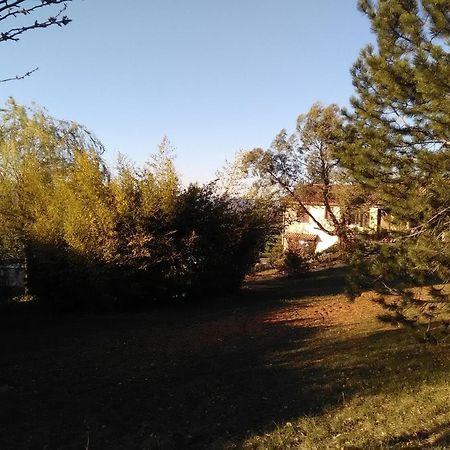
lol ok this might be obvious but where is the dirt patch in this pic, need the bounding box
[259,294,387,330]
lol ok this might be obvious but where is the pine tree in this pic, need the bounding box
[341,0,450,338]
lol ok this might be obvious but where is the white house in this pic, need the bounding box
[282,185,390,253]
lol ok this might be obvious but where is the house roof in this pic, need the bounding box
[285,232,318,242]
[288,184,381,207]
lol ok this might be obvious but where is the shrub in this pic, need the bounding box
[172,184,272,299]
[282,250,311,276]
[0,103,274,311]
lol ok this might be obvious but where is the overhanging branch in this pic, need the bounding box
[0,66,38,83]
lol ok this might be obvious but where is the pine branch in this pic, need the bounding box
[402,206,450,239]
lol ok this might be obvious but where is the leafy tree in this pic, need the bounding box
[0,99,109,308]
[174,184,276,297]
[0,0,73,82]
[0,99,104,259]
[1,102,272,309]
[341,0,450,337]
[241,103,361,248]
[25,150,117,310]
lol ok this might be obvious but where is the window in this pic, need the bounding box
[347,210,369,228]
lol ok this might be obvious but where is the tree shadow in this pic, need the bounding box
[0,271,447,449]
[383,422,450,448]
[243,265,351,298]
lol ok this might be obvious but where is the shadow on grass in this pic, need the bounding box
[0,266,349,317]
[242,266,351,299]
[385,423,450,448]
[0,268,447,449]
[0,312,321,449]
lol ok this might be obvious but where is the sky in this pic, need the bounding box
[1,0,374,184]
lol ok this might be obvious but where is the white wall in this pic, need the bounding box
[283,206,340,253]
[283,205,384,253]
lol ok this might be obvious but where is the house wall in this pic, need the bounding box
[284,206,341,230]
[284,205,385,253]
[368,207,379,230]
[379,212,407,231]
[283,206,340,253]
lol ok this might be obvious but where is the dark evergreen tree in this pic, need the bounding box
[341,0,450,339]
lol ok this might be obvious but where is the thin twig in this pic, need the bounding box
[0,66,38,83]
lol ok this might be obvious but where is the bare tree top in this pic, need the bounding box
[0,0,73,81]
[1,0,72,42]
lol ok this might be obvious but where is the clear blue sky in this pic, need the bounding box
[1,0,373,184]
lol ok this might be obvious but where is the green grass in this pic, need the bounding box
[242,327,450,449]
[0,268,449,449]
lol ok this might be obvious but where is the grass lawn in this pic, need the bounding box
[0,267,449,449]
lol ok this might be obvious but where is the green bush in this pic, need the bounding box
[261,235,284,268]
[282,250,311,277]
[170,184,272,299]
[0,102,273,310]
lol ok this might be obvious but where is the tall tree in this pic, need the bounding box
[0,99,104,257]
[341,0,450,335]
[241,103,360,247]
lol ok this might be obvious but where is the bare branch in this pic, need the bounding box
[0,1,27,15]
[402,206,450,239]
[0,3,71,42]
[0,66,38,82]
[1,1,67,23]
[0,0,73,82]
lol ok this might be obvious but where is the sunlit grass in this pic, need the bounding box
[244,365,449,449]
[241,297,450,449]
